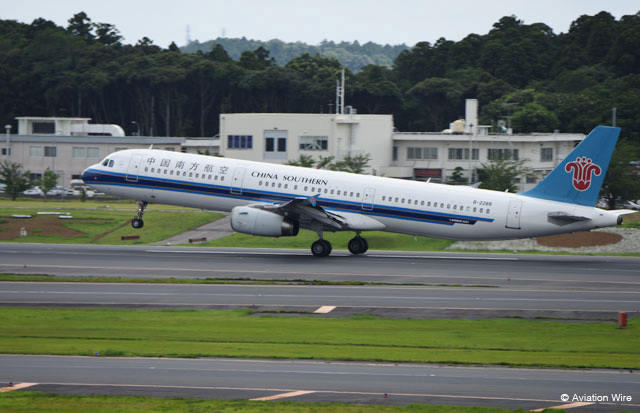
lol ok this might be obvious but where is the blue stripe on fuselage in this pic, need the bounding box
[83,168,494,227]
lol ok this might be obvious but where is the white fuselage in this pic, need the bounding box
[82,149,621,241]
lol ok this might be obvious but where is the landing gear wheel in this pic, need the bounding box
[348,236,368,255]
[131,201,148,229]
[311,239,332,257]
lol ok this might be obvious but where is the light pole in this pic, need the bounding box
[131,121,140,136]
[4,124,10,160]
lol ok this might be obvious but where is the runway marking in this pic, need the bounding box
[20,381,640,408]
[3,263,640,287]
[531,401,594,411]
[250,390,315,401]
[314,306,336,314]
[0,382,38,392]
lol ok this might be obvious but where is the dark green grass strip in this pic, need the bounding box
[0,308,637,369]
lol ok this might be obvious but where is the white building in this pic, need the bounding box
[219,113,394,175]
[3,104,585,193]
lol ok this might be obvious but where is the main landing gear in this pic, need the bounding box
[131,201,147,229]
[310,233,369,257]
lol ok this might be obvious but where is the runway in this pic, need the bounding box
[2,355,639,411]
[1,244,639,409]
[1,244,639,288]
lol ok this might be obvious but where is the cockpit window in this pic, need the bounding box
[108,160,114,167]
[102,159,110,166]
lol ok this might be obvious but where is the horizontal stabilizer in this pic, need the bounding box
[547,211,590,222]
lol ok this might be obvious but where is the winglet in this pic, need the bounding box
[307,194,320,207]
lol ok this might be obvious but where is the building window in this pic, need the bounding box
[29,173,42,182]
[487,148,519,161]
[408,147,438,160]
[86,147,99,158]
[1,148,9,156]
[392,146,398,162]
[72,147,86,158]
[526,176,537,184]
[228,135,253,149]
[44,146,57,157]
[540,147,553,162]
[29,146,44,157]
[448,148,478,160]
[299,135,328,151]
[32,121,55,134]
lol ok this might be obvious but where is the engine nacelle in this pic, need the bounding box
[230,206,299,237]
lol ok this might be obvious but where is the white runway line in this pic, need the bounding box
[0,382,38,392]
[313,306,336,314]
[250,390,315,401]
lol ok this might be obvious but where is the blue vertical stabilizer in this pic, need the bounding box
[522,126,620,206]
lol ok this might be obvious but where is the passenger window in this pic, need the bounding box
[215,176,218,180]
[195,173,199,178]
[337,190,341,195]
[294,185,298,190]
[401,198,405,203]
[164,170,168,174]
[350,192,354,197]
[480,208,484,213]
[440,203,444,208]
[453,205,457,210]
[473,207,477,212]
[189,172,193,177]
[382,196,386,201]
[170,170,174,175]
[395,197,399,202]
[221,176,225,181]
[356,193,360,198]
[278,183,282,188]
[486,209,490,214]
[421,201,424,206]
[330,189,334,195]
[304,186,308,191]
[272,182,275,187]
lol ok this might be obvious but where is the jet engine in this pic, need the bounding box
[230,206,299,237]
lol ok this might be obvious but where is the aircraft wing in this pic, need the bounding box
[256,195,385,232]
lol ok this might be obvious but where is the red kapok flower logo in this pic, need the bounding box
[565,157,602,191]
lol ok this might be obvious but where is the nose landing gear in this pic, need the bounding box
[131,201,147,229]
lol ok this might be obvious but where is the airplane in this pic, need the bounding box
[82,126,634,256]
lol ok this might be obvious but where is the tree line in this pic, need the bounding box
[1,10,639,142]
[1,10,639,203]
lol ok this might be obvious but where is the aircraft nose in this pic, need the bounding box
[81,167,92,184]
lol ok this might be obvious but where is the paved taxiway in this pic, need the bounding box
[2,355,639,411]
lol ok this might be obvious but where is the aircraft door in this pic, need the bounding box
[362,187,375,211]
[230,167,245,195]
[505,200,523,229]
[126,154,142,182]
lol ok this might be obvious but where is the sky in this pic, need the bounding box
[3,0,639,48]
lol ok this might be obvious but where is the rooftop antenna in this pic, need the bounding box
[336,69,345,114]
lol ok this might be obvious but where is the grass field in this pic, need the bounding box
[200,228,454,251]
[0,199,223,244]
[0,308,637,369]
[0,392,528,413]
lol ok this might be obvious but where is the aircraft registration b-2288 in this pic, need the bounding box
[82,126,634,256]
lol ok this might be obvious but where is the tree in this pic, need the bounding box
[285,154,315,167]
[66,12,93,43]
[0,161,32,201]
[511,102,559,133]
[448,166,468,184]
[38,168,58,199]
[600,140,640,209]
[477,158,531,192]
[331,154,371,174]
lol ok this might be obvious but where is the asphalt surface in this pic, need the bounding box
[2,355,639,411]
[2,244,640,409]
